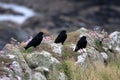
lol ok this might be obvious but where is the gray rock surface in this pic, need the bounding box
[25,51,60,69]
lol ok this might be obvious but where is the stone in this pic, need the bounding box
[110,31,120,53]
[58,72,66,80]
[32,72,47,80]
[75,52,87,65]
[25,51,60,69]
[50,43,63,56]
[2,45,32,80]
[100,52,108,60]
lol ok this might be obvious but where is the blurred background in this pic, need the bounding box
[0,0,120,49]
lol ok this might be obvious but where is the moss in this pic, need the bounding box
[23,72,30,80]
[94,39,104,52]
[21,47,34,53]
[62,62,72,80]
[57,61,73,80]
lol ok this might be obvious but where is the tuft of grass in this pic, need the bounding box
[62,45,78,61]
[21,47,34,53]
[55,57,120,80]
[94,39,104,52]
[62,61,72,80]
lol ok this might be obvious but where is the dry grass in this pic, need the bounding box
[56,58,120,80]
[66,31,80,44]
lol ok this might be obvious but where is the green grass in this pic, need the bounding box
[20,47,34,53]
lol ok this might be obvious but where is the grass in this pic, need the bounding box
[54,56,120,80]
[66,31,80,44]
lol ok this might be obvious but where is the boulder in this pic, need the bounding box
[58,72,66,80]
[50,43,63,56]
[75,52,87,65]
[2,44,32,80]
[25,51,60,69]
[110,31,120,53]
[32,72,47,80]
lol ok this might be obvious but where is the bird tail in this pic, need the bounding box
[74,47,78,52]
[24,46,29,50]
[54,40,58,43]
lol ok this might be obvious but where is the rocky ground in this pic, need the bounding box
[0,28,120,80]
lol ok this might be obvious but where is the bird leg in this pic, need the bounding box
[83,48,86,53]
[78,49,87,54]
[78,49,83,54]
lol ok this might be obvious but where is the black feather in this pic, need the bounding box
[74,36,87,52]
[54,30,67,45]
[24,32,43,50]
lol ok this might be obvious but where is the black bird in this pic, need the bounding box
[74,36,87,52]
[24,32,44,50]
[54,30,67,45]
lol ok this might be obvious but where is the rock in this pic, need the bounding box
[6,54,16,59]
[76,27,88,33]
[75,52,87,65]
[100,52,108,66]
[69,43,76,51]
[87,47,103,61]
[115,47,120,54]
[58,72,66,80]
[25,51,60,69]
[35,67,49,79]
[100,52,108,60]
[35,67,49,73]
[50,43,63,56]
[0,75,11,80]
[110,31,120,53]
[0,67,14,80]
[10,61,22,77]
[2,44,32,80]
[32,72,47,80]
[43,36,53,44]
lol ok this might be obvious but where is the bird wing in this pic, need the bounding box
[24,40,34,49]
[55,33,67,44]
[54,34,62,43]
[61,34,67,44]
[77,39,87,48]
[25,35,43,49]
